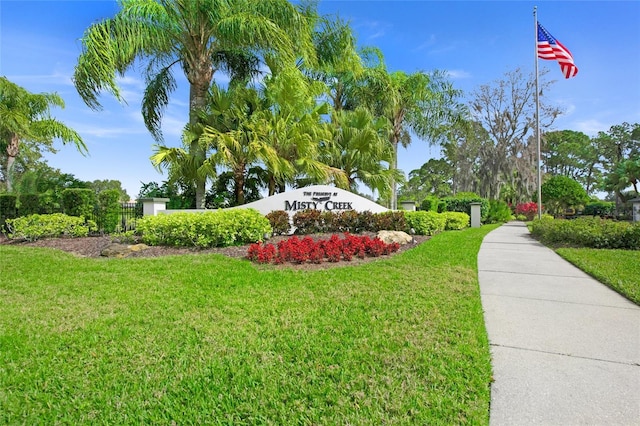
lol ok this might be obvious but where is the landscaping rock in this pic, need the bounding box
[101,243,149,258]
[376,230,413,245]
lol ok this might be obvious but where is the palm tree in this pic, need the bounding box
[320,107,400,198]
[373,70,465,210]
[73,0,316,208]
[196,85,281,205]
[254,67,346,195]
[0,77,85,192]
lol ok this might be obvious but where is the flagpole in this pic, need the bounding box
[534,6,542,219]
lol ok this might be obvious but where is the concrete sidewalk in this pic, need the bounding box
[478,222,640,425]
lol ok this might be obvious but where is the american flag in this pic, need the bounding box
[537,22,578,79]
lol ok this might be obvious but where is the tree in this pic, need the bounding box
[593,122,640,205]
[89,180,130,202]
[251,67,343,195]
[196,85,280,206]
[399,158,453,202]
[0,77,85,192]
[320,107,399,199]
[363,69,465,209]
[468,68,561,202]
[74,0,316,208]
[541,175,589,216]
[542,130,601,195]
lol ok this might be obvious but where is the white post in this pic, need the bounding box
[140,198,169,216]
[400,200,416,211]
[630,198,640,222]
[470,202,481,228]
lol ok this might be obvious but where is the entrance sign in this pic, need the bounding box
[237,185,388,217]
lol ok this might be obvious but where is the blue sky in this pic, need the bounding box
[1,0,639,199]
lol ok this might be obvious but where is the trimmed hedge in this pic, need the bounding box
[441,196,490,222]
[137,209,271,248]
[442,212,471,230]
[0,194,17,232]
[6,213,96,241]
[404,211,447,236]
[530,217,640,250]
[62,188,95,219]
[18,194,40,216]
[96,189,121,233]
[266,210,291,235]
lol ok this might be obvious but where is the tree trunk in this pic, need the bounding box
[268,174,276,196]
[234,166,245,206]
[390,141,398,210]
[189,80,210,209]
[5,133,20,192]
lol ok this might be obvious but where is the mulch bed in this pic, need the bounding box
[0,233,430,270]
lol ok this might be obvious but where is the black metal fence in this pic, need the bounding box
[119,202,142,231]
[90,202,142,233]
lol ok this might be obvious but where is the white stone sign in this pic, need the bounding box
[235,185,388,217]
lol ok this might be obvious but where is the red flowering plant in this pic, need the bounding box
[515,202,540,221]
[246,233,401,265]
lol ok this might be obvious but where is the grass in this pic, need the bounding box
[556,247,640,305]
[0,225,498,424]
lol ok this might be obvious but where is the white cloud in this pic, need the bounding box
[414,34,437,52]
[5,71,74,87]
[68,121,148,139]
[447,69,471,79]
[571,119,608,137]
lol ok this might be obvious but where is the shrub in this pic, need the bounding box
[292,209,324,234]
[442,212,470,230]
[138,209,271,248]
[441,195,489,222]
[357,210,376,232]
[266,210,291,235]
[373,211,406,232]
[583,201,615,217]
[247,233,400,265]
[62,188,95,219]
[6,213,96,241]
[530,216,640,250]
[515,202,539,221]
[420,196,440,212]
[486,200,512,224]
[96,189,121,233]
[335,210,360,233]
[0,194,17,232]
[18,194,40,216]
[541,175,589,216]
[404,211,447,235]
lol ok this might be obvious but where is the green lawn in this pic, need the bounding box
[0,225,498,424]
[556,247,640,305]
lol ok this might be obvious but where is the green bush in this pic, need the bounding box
[62,188,95,219]
[442,211,470,230]
[137,209,271,248]
[583,201,615,217]
[441,195,489,222]
[95,190,121,233]
[0,194,17,232]
[486,200,512,224]
[419,196,440,212]
[6,213,96,241]
[266,210,291,235]
[18,194,40,216]
[404,211,447,235]
[530,216,640,250]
